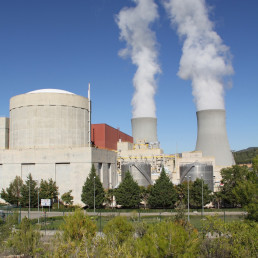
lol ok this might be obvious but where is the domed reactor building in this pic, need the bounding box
[0,89,118,205]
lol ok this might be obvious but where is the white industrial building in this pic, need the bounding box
[0,89,117,205]
[0,89,235,205]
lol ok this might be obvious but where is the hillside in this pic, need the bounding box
[233,147,258,164]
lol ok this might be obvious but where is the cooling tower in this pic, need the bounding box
[131,117,157,143]
[195,109,235,167]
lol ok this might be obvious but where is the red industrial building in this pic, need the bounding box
[91,124,133,151]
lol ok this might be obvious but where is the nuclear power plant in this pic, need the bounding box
[0,89,117,205]
[0,88,235,205]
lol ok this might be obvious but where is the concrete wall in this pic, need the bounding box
[0,147,117,205]
[9,93,90,149]
[0,117,9,149]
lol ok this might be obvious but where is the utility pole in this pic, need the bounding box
[201,174,204,217]
[94,176,96,214]
[187,175,191,222]
[28,178,30,219]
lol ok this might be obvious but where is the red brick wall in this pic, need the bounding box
[91,124,133,150]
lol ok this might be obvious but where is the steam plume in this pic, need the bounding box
[116,0,160,118]
[163,0,233,111]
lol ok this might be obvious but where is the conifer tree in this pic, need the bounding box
[81,165,105,208]
[39,178,59,205]
[0,176,23,206]
[20,174,38,208]
[148,167,177,208]
[115,171,140,208]
[189,178,211,208]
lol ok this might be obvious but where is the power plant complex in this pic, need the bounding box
[0,89,235,205]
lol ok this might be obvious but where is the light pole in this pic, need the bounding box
[36,180,39,224]
[28,178,30,219]
[187,175,191,222]
[94,176,96,214]
[201,174,204,217]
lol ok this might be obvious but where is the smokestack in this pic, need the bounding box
[131,117,157,144]
[195,109,235,167]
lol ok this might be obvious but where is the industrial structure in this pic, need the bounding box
[91,124,133,151]
[118,110,235,191]
[0,89,118,205]
[0,89,235,205]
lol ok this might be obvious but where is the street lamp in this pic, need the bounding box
[28,178,30,219]
[186,175,191,222]
[94,176,96,214]
[201,174,204,217]
[36,180,40,224]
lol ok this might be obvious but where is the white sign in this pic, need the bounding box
[41,199,51,207]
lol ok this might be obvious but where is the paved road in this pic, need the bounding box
[20,210,246,220]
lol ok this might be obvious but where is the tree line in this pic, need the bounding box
[1,155,257,221]
[0,175,73,207]
[81,154,257,221]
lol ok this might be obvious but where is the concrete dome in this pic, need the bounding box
[9,91,89,149]
[27,89,74,94]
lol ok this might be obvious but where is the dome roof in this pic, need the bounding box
[27,89,74,94]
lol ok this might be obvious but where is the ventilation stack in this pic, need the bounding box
[195,109,235,167]
[131,117,157,144]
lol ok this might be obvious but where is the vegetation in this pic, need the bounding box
[61,190,74,206]
[39,178,59,205]
[217,164,257,209]
[115,171,141,208]
[0,210,257,257]
[20,173,38,208]
[6,217,41,256]
[0,176,23,206]
[148,167,177,208]
[233,147,258,164]
[81,164,105,208]
[190,178,212,208]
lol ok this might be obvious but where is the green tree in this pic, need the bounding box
[115,171,140,208]
[0,176,23,206]
[81,165,105,208]
[20,174,38,208]
[175,181,188,206]
[39,178,59,205]
[103,216,134,244]
[139,185,152,209]
[219,165,252,207]
[252,155,258,172]
[60,210,96,242]
[148,167,177,208]
[190,178,212,208]
[6,217,41,256]
[61,190,74,206]
[200,216,258,257]
[218,165,258,209]
[52,210,97,257]
[135,220,199,257]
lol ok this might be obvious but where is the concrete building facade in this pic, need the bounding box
[0,89,117,205]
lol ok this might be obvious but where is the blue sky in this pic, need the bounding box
[0,0,257,154]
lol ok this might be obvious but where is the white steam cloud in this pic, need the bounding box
[116,0,160,118]
[163,0,234,111]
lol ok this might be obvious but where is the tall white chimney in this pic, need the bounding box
[195,109,235,166]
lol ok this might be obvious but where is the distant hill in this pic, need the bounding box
[233,147,258,164]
